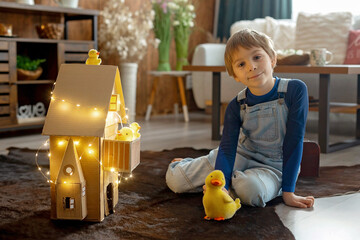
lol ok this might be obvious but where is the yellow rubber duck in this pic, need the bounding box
[115,127,134,141]
[86,49,102,65]
[203,170,241,221]
[130,122,141,139]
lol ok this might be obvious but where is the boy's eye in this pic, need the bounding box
[238,62,245,67]
[254,55,261,60]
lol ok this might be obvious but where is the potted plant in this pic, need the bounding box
[17,55,46,80]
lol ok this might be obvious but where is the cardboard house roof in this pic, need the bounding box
[42,64,126,137]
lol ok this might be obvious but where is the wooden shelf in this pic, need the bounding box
[0,2,99,16]
[16,80,55,85]
[0,3,98,134]
[0,37,95,44]
[0,120,45,132]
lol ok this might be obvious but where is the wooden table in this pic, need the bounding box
[145,71,191,122]
[183,65,360,153]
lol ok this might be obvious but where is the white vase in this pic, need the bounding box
[16,0,34,5]
[120,63,138,123]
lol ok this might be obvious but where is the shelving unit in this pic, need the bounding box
[0,2,99,133]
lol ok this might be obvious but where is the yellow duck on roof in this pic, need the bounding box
[86,49,102,65]
[203,170,241,221]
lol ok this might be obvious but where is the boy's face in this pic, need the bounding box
[231,46,276,95]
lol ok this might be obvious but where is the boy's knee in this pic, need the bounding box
[165,161,194,193]
[232,172,266,207]
[166,162,185,193]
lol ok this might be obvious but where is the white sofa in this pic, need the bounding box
[192,12,360,111]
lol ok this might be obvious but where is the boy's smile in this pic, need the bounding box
[231,46,276,96]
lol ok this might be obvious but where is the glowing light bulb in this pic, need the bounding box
[130,174,133,178]
[43,142,48,146]
[35,153,38,157]
[47,171,50,175]
[64,181,67,184]
[88,149,94,154]
[62,99,65,102]
[88,144,92,147]
[79,156,82,160]
[76,104,80,107]
[110,168,115,172]
[125,177,128,181]
[48,153,51,157]
[74,141,79,145]
[51,96,55,100]
[58,141,65,146]
[38,167,41,171]
[92,108,100,118]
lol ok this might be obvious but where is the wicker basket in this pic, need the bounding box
[17,67,43,80]
[36,23,63,40]
[277,54,310,65]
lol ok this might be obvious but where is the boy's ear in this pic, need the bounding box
[271,56,277,68]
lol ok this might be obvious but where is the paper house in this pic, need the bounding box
[42,64,140,222]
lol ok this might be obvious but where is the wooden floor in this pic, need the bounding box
[1,112,359,239]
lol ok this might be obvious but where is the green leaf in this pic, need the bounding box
[17,55,46,71]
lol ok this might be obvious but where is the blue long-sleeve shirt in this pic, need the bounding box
[215,77,308,192]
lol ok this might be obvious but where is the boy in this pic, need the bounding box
[166,29,314,208]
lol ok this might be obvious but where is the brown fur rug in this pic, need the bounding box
[1,147,359,240]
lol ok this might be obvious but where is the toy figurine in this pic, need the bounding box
[86,49,102,65]
[203,170,241,221]
[116,127,134,141]
[130,122,141,139]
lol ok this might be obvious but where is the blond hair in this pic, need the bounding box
[224,29,276,77]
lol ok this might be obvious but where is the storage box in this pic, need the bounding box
[102,137,140,173]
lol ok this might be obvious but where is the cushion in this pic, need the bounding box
[295,12,353,64]
[344,30,360,64]
[353,15,360,30]
[230,18,267,36]
[265,16,296,50]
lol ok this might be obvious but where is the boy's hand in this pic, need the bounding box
[282,192,315,208]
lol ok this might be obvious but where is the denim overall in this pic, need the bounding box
[166,79,290,207]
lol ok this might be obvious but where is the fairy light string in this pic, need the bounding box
[35,137,134,185]
[35,84,135,184]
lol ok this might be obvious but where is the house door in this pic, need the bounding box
[106,183,114,214]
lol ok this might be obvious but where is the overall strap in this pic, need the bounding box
[237,88,247,105]
[237,88,247,121]
[277,78,290,101]
[237,87,247,110]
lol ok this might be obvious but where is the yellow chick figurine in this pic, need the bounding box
[203,170,241,221]
[86,49,102,65]
[130,122,141,139]
[115,127,134,141]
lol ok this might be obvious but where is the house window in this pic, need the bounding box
[63,164,74,176]
[64,197,75,209]
[109,94,119,111]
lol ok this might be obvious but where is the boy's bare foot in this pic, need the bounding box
[171,158,183,163]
